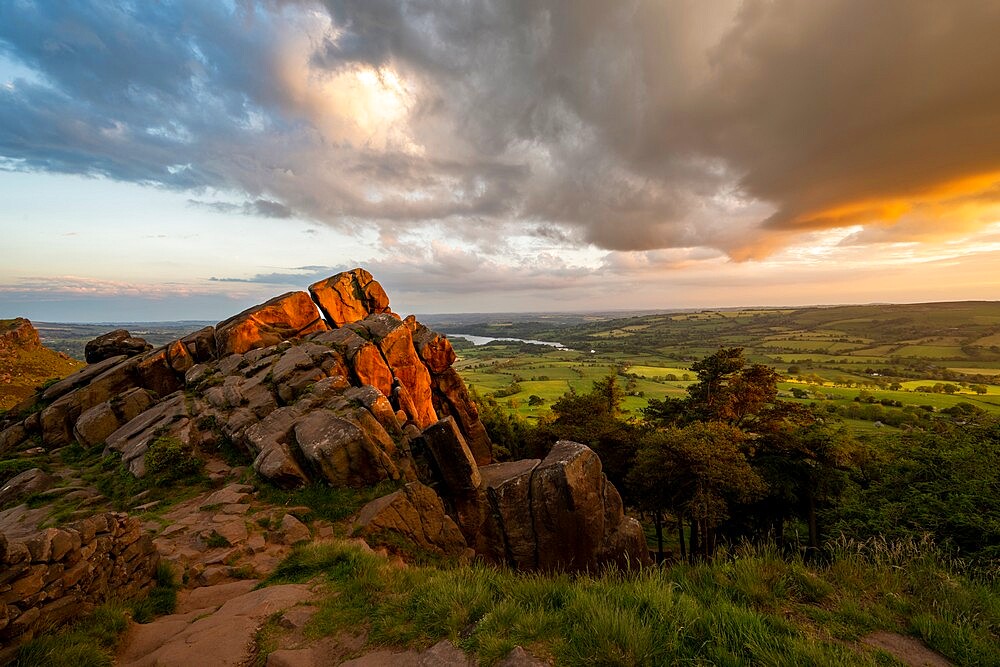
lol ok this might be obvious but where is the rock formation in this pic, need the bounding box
[214,291,328,356]
[0,512,160,660]
[0,268,647,572]
[84,329,153,363]
[0,318,83,411]
[0,318,41,352]
[308,268,394,326]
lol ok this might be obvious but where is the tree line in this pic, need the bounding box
[476,348,1000,566]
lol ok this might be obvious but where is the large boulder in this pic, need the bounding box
[215,291,328,356]
[354,481,468,556]
[416,417,484,542]
[73,387,156,447]
[479,441,650,572]
[39,356,140,446]
[293,409,400,487]
[244,407,311,488]
[84,329,152,364]
[308,268,394,327]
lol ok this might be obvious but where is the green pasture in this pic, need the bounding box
[947,366,1000,376]
[893,344,966,359]
[974,332,1000,346]
[766,353,889,365]
[782,381,1000,412]
[622,365,692,379]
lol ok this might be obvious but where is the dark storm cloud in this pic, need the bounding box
[2,0,999,260]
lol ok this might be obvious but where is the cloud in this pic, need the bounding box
[189,198,294,219]
[1,0,999,262]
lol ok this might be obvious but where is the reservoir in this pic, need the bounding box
[446,333,567,349]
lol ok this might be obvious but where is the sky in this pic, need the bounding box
[1,0,999,322]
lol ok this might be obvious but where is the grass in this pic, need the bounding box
[0,342,84,410]
[260,538,1000,666]
[14,602,131,667]
[253,479,400,525]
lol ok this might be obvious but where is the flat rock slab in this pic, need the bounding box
[119,583,313,667]
[176,579,258,614]
[265,633,365,667]
[862,631,952,667]
[0,503,51,539]
[339,640,473,667]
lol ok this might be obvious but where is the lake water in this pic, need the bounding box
[447,333,568,349]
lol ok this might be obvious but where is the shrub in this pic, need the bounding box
[144,436,202,484]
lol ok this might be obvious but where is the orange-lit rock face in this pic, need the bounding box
[411,322,457,374]
[310,328,393,398]
[431,368,492,466]
[309,268,394,327]
[348,314,437,428]
[215,291,328,356]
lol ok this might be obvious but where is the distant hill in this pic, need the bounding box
[0,318,84,411]
[435,301,1000,364]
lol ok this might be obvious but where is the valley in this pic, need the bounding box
[427,302,1000,435]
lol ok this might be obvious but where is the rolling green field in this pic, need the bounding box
[438,301,1000,431]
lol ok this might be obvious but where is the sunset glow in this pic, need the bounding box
[1,1,999,320]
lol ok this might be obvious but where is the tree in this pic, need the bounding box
[744,422,858,553]
[591,374,625,418]
[643,347,781,429]
[527,395,545,406]
[828,421,1000,562]
[544,376,639,494]
[629,423,766,560]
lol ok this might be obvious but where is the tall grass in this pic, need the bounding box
[264,537,999,666]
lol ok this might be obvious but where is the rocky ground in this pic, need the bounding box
[1,440,550,665]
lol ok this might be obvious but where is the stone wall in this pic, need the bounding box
[0,512,159,661]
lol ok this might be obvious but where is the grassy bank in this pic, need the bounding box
[264,537,999,666]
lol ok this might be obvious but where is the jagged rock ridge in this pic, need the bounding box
[0,269,647,571]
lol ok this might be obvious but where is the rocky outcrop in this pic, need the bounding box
[410,430,648,572]
[73,387,156,447]
[354,481,468,556]
[214,291,328,356]
[0,268,647,572]
[347,314,437,428]
[309,268,394,327]
[0,318,40,352]
[84,329,153,364]
[0,513,159,661]
[411,320,492,464]
[0,318,83,412]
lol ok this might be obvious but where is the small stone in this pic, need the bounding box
[279,514,311,545]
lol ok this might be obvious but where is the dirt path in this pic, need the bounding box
[862,631,953,667]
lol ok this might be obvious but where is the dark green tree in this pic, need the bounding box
[629,422,766,560]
